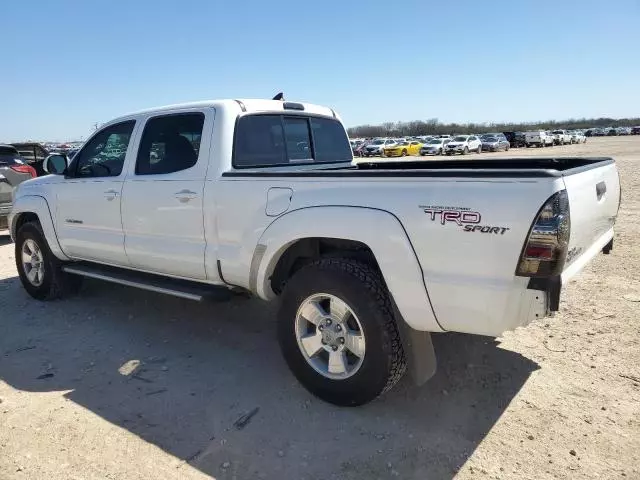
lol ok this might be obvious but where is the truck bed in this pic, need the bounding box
[355,157,614,175]
[223,157,614,178]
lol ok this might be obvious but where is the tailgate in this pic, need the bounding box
[561,160,620,282]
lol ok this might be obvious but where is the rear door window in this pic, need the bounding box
[234,114,351,168]
[135,113,204,175]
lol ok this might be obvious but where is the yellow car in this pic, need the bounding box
[383,140,423,157]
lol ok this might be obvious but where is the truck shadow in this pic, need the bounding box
[0,277,539,480]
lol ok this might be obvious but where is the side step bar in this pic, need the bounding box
[62,263,232,301]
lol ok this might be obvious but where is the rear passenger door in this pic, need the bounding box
[121,109,214,280]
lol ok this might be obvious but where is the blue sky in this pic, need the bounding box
[2,0,639,141]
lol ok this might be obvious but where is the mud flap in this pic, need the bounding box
[392,301,437,386]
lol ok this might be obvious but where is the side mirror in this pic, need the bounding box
[43,154,68,175]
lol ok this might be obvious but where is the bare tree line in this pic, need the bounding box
[347,117,640,138]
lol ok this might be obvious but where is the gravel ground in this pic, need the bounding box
[0,136,639,480]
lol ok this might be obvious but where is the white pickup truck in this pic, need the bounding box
[551,130,573,145]
[9,98,621,406]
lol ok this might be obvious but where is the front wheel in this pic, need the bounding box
[278,258,407,406]
[463,146,469,155]
[15,221,83,300]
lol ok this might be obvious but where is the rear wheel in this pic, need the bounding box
[15,221,83,300]
[476,145,482,153]
[278,258,406,406]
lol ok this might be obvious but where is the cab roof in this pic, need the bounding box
[113,99,337,124]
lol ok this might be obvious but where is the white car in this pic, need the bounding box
[445,135,482,155]
[362,138,396,157]
[525,131,553,148]
[570,130,587,144]
[9,97,621,406]
[419,138,450,155]
[551,130,573,145]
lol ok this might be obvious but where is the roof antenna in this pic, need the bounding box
[272,92,285,101]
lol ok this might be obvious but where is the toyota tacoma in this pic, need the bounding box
[9,98,621,406]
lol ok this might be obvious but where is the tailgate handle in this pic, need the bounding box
[596,181,607,201]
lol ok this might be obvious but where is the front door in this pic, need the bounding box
[121,110,212,280]
[54,120,137,265]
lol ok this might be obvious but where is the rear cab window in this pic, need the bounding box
[233,114,352,168]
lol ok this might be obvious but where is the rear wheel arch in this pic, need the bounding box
[252,206,443,333]
[270,237,380,295]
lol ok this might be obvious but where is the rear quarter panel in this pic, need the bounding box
[214,174,563,335]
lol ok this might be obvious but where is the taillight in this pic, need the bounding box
[516,190,570,277]
[10,164,37,178]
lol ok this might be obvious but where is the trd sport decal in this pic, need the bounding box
[419,205,510,235]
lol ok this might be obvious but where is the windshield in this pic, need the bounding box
[453,136,468,142]
[428,139,442,144]
[372,140,384,145]
[552,130,563,134]
[483,137,498,142]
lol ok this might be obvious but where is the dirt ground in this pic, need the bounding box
[0,136,638,480]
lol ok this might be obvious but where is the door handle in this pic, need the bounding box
[104,189,120,201]
[174,189,198,203]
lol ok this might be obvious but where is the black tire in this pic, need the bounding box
[463,146,469,155]
[15,221,83,300]
[401,149,407,157]
[278,258,407,406]
[477,145,482,153]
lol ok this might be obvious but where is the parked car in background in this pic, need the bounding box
[10,143,49,177]
[481,134,510,152]
[0,145,37,230]
[445,135,482,155]
[631,126,640,135]
[606,127,618,136]
[551,130,573,145]
[503,131,527,148]
[383,140,423,157]
[419,138,450,155]
[350,140,364,156]
[586,128,605,137]
[616,127,631,135]
[525,131,551,148]
[363,138,396,157]
[570,131,587,144]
